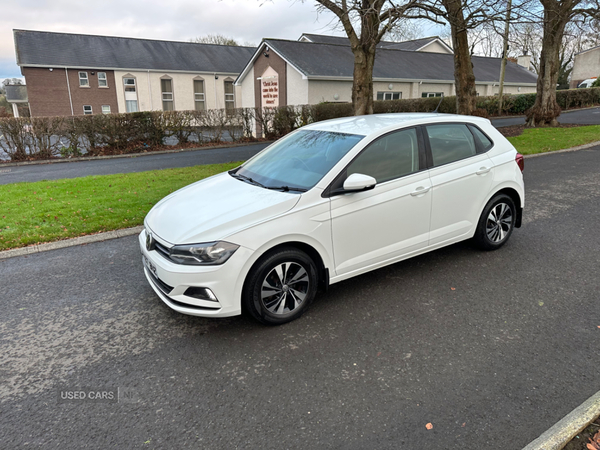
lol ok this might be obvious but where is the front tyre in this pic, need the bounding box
[474,194,516,250]
[243,248,318,325]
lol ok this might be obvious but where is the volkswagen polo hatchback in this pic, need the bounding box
[140,113,524,325]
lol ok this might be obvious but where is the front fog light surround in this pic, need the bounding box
[169,241,239,265]
[184,287,218,301]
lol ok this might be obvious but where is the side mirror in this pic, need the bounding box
[343,173,377,192]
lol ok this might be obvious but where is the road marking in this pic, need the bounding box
[0,168,11,174]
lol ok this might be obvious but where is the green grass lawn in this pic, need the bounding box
[508,125,600,155]
[1,124,600,252]
[0,162,240,251]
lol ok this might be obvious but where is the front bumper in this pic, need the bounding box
[139,229,251,318]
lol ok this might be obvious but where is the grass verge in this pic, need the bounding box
[1,125,600,252]
[507,125,600,155]
[0,162,240,251]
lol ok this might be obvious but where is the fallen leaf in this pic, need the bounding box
[462,423,466,427]
[451,287,456,290]
[426,423,433,430]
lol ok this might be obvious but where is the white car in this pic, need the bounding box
[140,113,524,325]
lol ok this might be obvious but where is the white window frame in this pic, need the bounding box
[101,105,111,114]
[98,72,108,88]
[422,92,443,98]
[79,72,89,87]
[194,79,205,111]
[161,78,174,111]
[83,105,93,115]
[377,91,401,101]
[224,80,235,110]
[123,77,138,113]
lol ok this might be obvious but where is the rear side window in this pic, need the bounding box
[468,125,493,152]
[426,124,476,167]
[347,128,420,183]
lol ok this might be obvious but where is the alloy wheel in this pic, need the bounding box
[486,202,513,243]
[261,262,309,315]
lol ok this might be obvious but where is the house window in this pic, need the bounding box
[101,105,111,114]
[224,80,235,111]
[83,105,92,115]
[98,72,108,87]
[422,92,443,98]
[376,92,401,101]
[161,78,174,111]
[194,80,205,111]
[79,72,89,87]
[123,77,138,112]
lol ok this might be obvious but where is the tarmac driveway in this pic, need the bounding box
[0,146,599,449]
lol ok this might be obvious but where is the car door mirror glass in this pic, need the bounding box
[343,173,377,191]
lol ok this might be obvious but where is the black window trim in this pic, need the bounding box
[322,126,427,198]
[421,122,495,170]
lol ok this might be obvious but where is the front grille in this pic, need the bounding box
[154,240,172,261]
[146,268,174,295]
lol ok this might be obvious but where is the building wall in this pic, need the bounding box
[22,67,118,117]
[114,70,243,113]
[240,66,255,108]
[373,81,414,99]
[286,65,308,106]
[253,49,287,108]
[570,47,600,88]
[308,80,352,103]
[67,69,118,115]
[419,41,452,54]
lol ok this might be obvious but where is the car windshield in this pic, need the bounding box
[232,129,364,192]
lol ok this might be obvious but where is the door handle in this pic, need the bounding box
[410,186,431,196]
[476,167,491,175]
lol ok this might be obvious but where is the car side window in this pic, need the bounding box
[346,128,420,184]
[468,125,494,152]
[426,124,477,167]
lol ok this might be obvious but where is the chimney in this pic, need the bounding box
[517,53,531,71]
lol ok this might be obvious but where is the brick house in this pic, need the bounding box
[14,30,255,117]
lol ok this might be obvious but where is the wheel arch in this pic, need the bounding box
[239,238,331,305]
[493,187,523,228]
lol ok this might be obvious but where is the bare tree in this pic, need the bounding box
[313,0,438,115]
[422,0,509,115]
[190,34,244,46]
[525,0,600,127]
[384,18,425,41]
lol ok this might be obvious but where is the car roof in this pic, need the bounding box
[302,113,491,136]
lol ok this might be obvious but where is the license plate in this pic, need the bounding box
[143,256,158,278]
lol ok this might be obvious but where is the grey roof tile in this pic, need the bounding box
[268,39,537,84]
[300,33,448,51]
[14,30,256,73]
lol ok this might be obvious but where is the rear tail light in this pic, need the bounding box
[515,153,524,172]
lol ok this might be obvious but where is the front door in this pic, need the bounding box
[329,127,432,277]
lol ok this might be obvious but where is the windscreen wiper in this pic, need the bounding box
[229,170,267,188]
[266,186,308,193]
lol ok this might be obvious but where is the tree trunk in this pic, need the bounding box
[525,2,570,127]
[443,0,477,115]
[351,47,376,115]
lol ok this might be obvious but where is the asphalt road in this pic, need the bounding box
[2,107,600,186]
[0,143,269,185]
[490,106,600,127]
[1,146,599,449]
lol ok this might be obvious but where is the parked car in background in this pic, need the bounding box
[577,78,597,88]
[140,113,525,325]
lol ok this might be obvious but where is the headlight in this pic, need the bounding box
[169,241,239,265]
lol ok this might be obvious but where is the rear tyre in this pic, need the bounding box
[243,247,318,325]
[474,194,516,251]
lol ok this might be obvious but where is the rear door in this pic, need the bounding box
[424,123,495,246]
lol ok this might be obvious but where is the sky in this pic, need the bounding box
[1,0,443,84]
[0,0,347,81]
